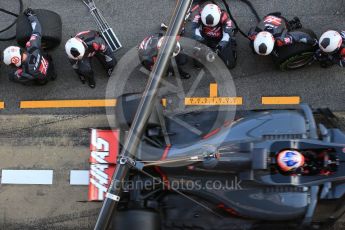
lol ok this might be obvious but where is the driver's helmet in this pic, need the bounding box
[65,37,86,60]
[319,30,343,53]
[139,35,181,58]
[157,36,181,57]
[201,3,222,27]
[254,31,275,55]
[277,150,305,172]
[3,46,22,67]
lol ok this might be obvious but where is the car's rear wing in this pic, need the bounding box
[88,129,120,201]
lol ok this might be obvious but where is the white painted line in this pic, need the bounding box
[1,170,53,185]
[70,170,89,185]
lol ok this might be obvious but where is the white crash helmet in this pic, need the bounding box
[277,150,305,172]
[157,37,181,57]
[65,37,86,60]
[319,30,342,53]
[201,4,221,27]
[3,46,22,67]
[254,31,275,55]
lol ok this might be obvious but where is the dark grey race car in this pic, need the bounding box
[110,94,345,230]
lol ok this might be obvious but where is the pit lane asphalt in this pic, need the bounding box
[0,0,345,115]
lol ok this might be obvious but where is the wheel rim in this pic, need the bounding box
[284,52,314,69]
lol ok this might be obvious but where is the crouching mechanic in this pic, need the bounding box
[315,30,345,68]
[138,34,191,79]
[65,30,117,88]
[248,13,317,56]
[2,8,56,85]
[192,3,236,68]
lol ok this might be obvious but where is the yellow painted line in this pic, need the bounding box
[262,96,300,105]
[0,102,4,109]
[20,99,117,109]
[185,97,243,106]
[209,83,218,98]
[161,98,167,108]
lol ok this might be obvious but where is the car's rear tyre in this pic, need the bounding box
[111,210,161,230]
[16,9,62,50]
[273,28,317,71]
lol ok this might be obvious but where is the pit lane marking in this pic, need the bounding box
[185,97,243,105]
[161,98,167,107]
[184,83,242,106]
[20,99,117,109]
[16,96,300,109]
[1,170,53,185]
[262,96,301,105]
[209,83,218,98]
[1,169,89,186]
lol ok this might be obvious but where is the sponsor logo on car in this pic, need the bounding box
[88,129,119,201]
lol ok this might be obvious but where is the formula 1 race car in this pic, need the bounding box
[107,95,345,230]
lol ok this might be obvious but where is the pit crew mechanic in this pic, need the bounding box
[192,3,236,68]
[2,8,57,85]
[138,34,191,79]
[315,30,345,68]
[65,30,117,88]
[248,12,317,55]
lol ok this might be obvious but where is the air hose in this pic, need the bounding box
[219,0,260,40]
[0,0,23,41]
[239,0,260,22]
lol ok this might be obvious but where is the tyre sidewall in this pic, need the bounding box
[16,9,62,50]
[273,28,317,70]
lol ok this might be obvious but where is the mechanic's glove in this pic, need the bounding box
[314,50,329,61]
[248,34,256,41]
[294,18,302,30]
[314,50,334,68]
[218,41,228,51]
[311,38,318,46]
[298,37,318,46]
[276,36,292,47]
[194,34,205,42]
[292,17,301,24]
[276,37,285,47]
[288,17,302,30]
[24,8,35,17]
